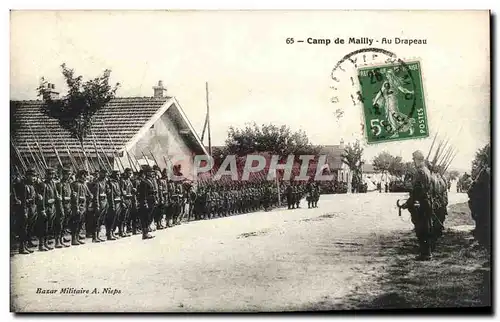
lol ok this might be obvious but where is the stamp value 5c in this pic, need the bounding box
[357,60,429,144]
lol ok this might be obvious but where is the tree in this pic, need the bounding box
[37,63,120,143]
[224,122,320,157]
[341,140,364,191]
[445,170,460,182]
[388,155,404,178]
[372,151,392,178]
[471,143,490,179]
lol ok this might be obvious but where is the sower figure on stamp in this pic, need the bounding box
[137,165,156,240]
[409,150,434,261]
[37,167,59,251]
[55,167,72,248]
[17,168,38,254]
[71,170,92,245]
[91,169,109,243]
[120,168,135,237]
[107,170,122,241]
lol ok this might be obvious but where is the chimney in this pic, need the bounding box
[45,83,60,100]
[153,80,166,98]
[339,138,345,150]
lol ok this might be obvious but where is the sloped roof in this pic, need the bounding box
[319,145,344,170]
[11,97,208,157]
[362,163,376,173]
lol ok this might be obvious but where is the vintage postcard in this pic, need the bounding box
[9,10,491,312]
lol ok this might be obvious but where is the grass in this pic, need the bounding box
[308,202,492,312]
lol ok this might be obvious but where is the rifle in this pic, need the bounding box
[10,137,28,172]
[88,132,105,171]
[44,126,63,168]
[91,129,113,171]
[59,131,80,171]
[101,120,125,172]
[27,122,48,168]
[126,150,138,173]
[141,150,151,167]
[79,140,95,173]
[26,140,45,176]
[148,147,160,169]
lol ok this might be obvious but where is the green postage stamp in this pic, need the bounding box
[358,60,429,144]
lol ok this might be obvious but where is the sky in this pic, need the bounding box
[10,10,490,172]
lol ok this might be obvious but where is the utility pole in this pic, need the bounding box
[206,82,212,158]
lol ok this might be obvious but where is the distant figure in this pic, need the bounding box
[377,182,382,193]
[385,182,388,193]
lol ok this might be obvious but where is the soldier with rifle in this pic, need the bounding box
[38,167,59,251]
[156,169,169,230]
[137,165,157,240]
[120,168,135,237]
[107,170,122,240]
[91,169,110,243]
[55,167,72,248]
[15,168,38,254]
[404,150,434,260]
[71,169,92,245]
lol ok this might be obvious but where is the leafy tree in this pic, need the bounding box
[224,122,320,157]
[471,143,490,179]
[37,63,120,143]
[388,155,404,178]
[341,140,364,191]
[372,151,392,175]
[445,170,460,182]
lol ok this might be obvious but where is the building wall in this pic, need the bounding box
[119,111,197,180]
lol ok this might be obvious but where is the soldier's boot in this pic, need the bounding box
[91,232,101,243]
[71,233,80,246]
[44,238,54,250]
[61,235,70,247]
[38,238,49,251]
[416,240,432,261]
[78,235,86,244]
[107,231,117,241]
[63,235,71,243]
[19,242,30,254]
[27,238,37,248]
[24,241,34,253]
[54,237,63,249]
[96,228,106,242]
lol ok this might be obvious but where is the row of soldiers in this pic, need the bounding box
[11,164,321,255]
[10,165,191,254]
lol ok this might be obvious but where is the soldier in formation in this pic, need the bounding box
[11,160,325,255]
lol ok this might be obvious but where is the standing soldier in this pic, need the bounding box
[71,170,92,245]
[187,183,197,221]
[156,169,168,230]
[38,167,59,251]
[306,181,313,209]
[286,182,293,210]
[129,170,143,235]
[137,165,156,240]
[107,170,122,240]
[55,167,72,248]
[120,168,135,237]
[91,169,109,243]
[409,150,433,260]
[16,168,38,254]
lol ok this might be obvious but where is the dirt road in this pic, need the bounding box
[11,192,469,312]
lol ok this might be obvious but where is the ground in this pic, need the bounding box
[10,192,490,312]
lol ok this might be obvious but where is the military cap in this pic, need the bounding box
[124,167,132,173]
[412,150,425,161]
[111,169,120,174]
[77,169,89,177]
[152,165,160,171]
[99,168,108,174]
[62,167,72,174]
[26,168,36,176]
[143,165,153,172]
[46,167,55,174]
